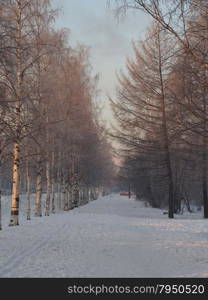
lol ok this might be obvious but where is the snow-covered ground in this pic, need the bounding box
[0,194,208,277]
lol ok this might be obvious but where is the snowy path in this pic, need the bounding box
[0,194,208,277]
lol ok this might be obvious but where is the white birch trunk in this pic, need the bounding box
[71,185,74,208]
[68,187,73,210]
[74,184,79,207]
[79,188,82,206]
[57,181,61,211]
[81,188,84,205]
[89,188,92,201]
[78,190,81,207]
[66,189,70,210]
[87,188,90,203]
[56,152,62,210]
[26,156,31,220]
[9,143,20,226]
[83,186,89,205]
[9,1,22,226]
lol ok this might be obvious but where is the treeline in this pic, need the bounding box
[0,0,114,229]
[111,0,208,218]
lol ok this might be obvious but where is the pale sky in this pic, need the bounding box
[52,0,150,124]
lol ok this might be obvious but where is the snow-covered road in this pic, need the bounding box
[1,194,208,277]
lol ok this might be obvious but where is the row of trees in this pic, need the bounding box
[0,0,114,230]
[111,0,208,218]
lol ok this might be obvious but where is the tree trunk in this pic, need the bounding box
[0,188,1,231]
[158,29,174,219]
[84,186,89,204]
[9,142,20,226]
[73,182,79,207]
[0,154,2,230]
[45,159,50,216]
[51,180,55,213]
[56,157,61,210]
[9,1,22,226]
[69,188,73,209]
[82,187,85,204]
[168,181,174,219]
[202,138,208,218]
[57,179,61,210]
[128,183,131,199]
[202,82,208,218]
[35,157,42,217]
[51,151,55,213]
[63,181,69,211]
[26,155,31,220]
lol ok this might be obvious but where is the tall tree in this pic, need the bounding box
[111,23,177,217]
[0,0,56,226]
